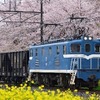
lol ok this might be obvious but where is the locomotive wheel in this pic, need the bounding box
[32,73,44,85]
[43,74,51,87]
[75,78,82,89]
[88,80,96,90]
[38,74,44,85]
[61,74,70,88]
[32,73,39,85]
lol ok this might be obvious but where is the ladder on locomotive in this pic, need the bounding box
[70,58,78,70]
[70,58,78,85]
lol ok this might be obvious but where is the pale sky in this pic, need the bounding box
[0,0,4,3]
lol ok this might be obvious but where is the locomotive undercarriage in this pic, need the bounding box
[75,77,98,90]
[30,73,71,88]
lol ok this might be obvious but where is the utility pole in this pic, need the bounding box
[40,0,44,42]
[40,0,61,42]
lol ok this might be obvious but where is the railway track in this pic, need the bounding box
[30,84,100,95]
[78,88,100,95]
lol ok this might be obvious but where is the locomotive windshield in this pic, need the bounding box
[95,44,100,53]
[71,44,81,52]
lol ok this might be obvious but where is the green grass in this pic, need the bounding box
[79,86,100,91]
[93,86,100,90]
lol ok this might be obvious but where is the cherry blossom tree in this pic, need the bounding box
[0,0,99,52]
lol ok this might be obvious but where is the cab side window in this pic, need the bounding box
[56,46,59,55]
[63,45,66,54]
[95,44,100,53]
[30,49,33,57]
[85,44,90,52]
[71,44,81,52]
[49,47,52,55]
[35,49,38,56]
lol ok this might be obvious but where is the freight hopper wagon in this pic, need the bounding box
[28,36,100,89]
[0,51,29,84]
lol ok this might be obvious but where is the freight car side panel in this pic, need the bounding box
[0,51,29,78]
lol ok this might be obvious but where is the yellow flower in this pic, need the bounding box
[41,85,44,88]
[86,91,89,95]
[20,84,23,87]
[74,89,78,93]
[0,82,100,100]
[31,80,34,84]
[56,89,60,93]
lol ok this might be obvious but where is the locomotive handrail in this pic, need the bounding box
[63,54,100,60]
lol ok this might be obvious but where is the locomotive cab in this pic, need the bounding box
[63,36,100,89]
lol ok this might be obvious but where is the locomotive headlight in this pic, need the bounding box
[84,37,88,40]
[29,57,33,60]
[89,36,92,40]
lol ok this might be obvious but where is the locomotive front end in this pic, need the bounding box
[63,36,100,89]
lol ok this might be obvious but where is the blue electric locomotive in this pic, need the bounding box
[28,36,100,89]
